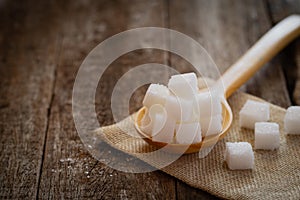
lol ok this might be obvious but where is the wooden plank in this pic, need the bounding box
[266,0,300,23]
[169,0,292,199]
[38,0,176,199]
[0,1,60,199]
[267,0,300,105]
[293,42,300,105]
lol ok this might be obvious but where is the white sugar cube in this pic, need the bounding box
[175,122,202,144]
[200,115,223,137]
[152,114,176,143]
[194,91,222,118]
[165,94,193,122]
[140,104,165,136]
[225,142,254,170]
[152,113,167,137]
[168,73,198,99]
[284,106,300,135]
[239,100,270,129]
[143,84,169,108]
[255,122,280,150]
[140,111,152,135]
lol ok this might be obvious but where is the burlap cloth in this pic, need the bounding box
[95,92,300,199]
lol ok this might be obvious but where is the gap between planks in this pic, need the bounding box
[35,35,63,200]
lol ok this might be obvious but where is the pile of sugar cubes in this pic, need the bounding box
[225,100,300,170]
[141,72,223,144]
[140,72,300,171]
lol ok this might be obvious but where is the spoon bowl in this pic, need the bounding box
[135,97,233,154]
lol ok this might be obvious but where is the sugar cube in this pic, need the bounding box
[194,91,222,119]
[165,94,193,122]
[152,114,176,143]
[152,114,167,137]
[284,106,300,135]
[175,122,202,144]
[140,104,165,136]
[200,115,223,137]
[168,73,198,99]
[255,122,280,150]
[225,142,254,170]
[143,84,169,108]
[197,77,216,89]
[239,100,270,129]
[140,111,152,135]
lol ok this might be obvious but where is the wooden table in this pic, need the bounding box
[1,0,299,199]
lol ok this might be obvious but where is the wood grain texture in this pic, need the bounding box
[293,41,300,104]
[38,0,176,199]
[267,0,300,105]
[0,1,61,199]
[267,0,300,23]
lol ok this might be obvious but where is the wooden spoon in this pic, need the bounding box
[135,15,300,154]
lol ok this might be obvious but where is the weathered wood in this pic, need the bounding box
[293,41,300,105]
[0,1,60,199]
[266,0,300,24]
[169,0,292,198]
[266,0,300,106]
[38,0,177,199]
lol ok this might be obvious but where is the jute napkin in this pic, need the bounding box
[95,92,300,199]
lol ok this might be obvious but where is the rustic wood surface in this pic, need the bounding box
[0,0,299,199]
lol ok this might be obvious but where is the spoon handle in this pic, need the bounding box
[219,15,300,98]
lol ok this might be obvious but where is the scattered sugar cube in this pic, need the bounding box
[152,114,176,143]
[239,100,270,129]
[284,106,300,135]
[168,73,198,99]
[194,91,222,118]
[255,122,280,150]
[143,84,169,108]
[165,94,193,122]
[175,122,202,144]
[200,115,223,137]
[225,142,254,170]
